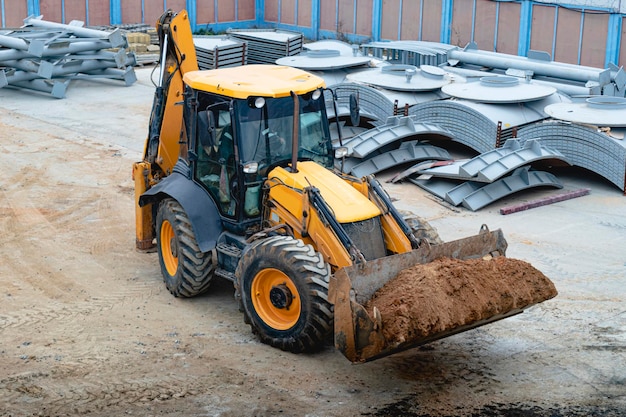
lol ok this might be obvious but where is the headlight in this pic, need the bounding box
[249,97,265,108]
[243,161,259,174]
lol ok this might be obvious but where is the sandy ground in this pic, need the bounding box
[0,67,625,417]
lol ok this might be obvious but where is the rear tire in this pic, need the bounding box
[235,235,333,353]
[156,198,214,297]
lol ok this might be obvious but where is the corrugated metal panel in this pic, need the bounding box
[400,0,421,40]
[63,0,87,23]
[530,4,556,55]
[380,0,400,40]
[239,0,256,21]
[554,7,581,64]
[144,0,166,28]
[88,1,111,26]
[281,0,296,25]
[337,0,355,34]
[320,0,337,31]
[1,1,622,72]
[356,0,372,36]
[217,0,236,22]
[496,1,520,55]
[451,0,474,47]
[297,0,312,28]
[474,0,497,50]
[196,0,216,24]
[421,1,442,42]
[40,0,64,24]
[580,12,609,68]
[1,1,27,27]
[121,0,143,24]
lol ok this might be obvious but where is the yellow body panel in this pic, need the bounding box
[265,161,391,269]
[265,179,353,269]
[132,161,154,250]
[183,65,325,99]
[268,161,381,223]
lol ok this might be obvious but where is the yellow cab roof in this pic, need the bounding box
[183,65,326,99]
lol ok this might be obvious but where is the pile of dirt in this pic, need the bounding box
[363,256,558,345]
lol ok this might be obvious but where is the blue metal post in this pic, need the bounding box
[440,0,453,44]
[27,0,39,16]
[256,0,264,26]
[85,0,90,25]
[518,0,532,56]
[311,0,320,40]
[494,1,499,51]
[371,0,382,41]
[1,0,5,27]
[551,6,558,59]
[397,0,402,40]
[186,0,197,32]
[577,10,585,65]
[351,0,356,34]
[606,12,622,67]
[110,0,122,25]
[470,0,476,43]
[418,0,423,40]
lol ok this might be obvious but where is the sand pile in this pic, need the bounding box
[363,256,557,345]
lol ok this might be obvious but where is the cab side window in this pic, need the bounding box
[195,98,236,217]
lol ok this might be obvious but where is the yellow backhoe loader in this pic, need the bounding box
[133,10,556,363]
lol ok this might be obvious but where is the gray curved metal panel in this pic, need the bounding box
[473,139,569,183]
[408,95,562,154]
[409,100,498,153]
[343,115,454,158]
[458,139,522,177]
[462,167,563,211]
[349,142,450,177]
[518,121,626,191]
[325,82,395,126]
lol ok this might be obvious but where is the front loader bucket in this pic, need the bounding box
[329,226,557,363]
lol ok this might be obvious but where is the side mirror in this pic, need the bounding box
[349,92,360,127]
[334,146,349,159]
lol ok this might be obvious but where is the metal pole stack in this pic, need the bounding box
[0,15,136,98]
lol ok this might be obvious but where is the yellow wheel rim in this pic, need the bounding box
[251,268,301,330]
[160,219,178,276]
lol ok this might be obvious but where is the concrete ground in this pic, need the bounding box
[0,67,625,416]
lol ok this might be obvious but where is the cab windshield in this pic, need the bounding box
[233,92,333,170]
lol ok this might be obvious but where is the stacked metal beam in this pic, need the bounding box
[226,28,303,64]
[193,36,247,70]
[0,16,136,98]
[361,41,456,67]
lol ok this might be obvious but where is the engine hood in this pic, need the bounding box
[267,161,381,223]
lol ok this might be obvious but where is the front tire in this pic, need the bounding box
[156,198,214,297]
[235,235,333,353]
[400,209,443,245]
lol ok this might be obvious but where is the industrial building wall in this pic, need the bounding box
[1,0,623,68]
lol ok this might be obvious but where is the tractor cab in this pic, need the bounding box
[181,67,334,234]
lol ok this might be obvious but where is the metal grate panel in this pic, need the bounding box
[342,216,386,261]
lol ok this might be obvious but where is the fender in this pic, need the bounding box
[139,162,223,253]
